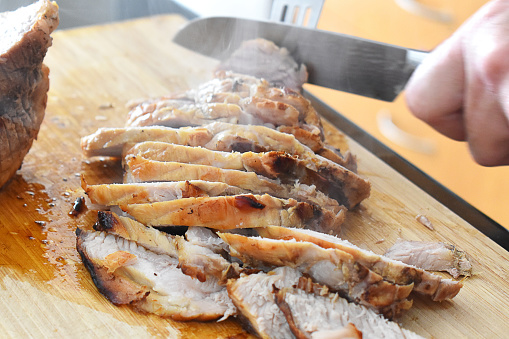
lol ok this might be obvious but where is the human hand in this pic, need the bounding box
[405,0,509,166]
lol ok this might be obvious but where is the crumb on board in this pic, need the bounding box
[416,214,434,230]
[98,103,114,110]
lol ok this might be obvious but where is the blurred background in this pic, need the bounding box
[1,0,505,229]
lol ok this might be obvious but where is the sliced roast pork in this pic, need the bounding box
[123,155,345,215]
[120,194,344,234]
[227,267,303,339]
[80,125,214,158]
[188,72,359,170]
[177,227,241,284]
[203,123,369,208]
[219,233,414,318]
[82,179,248,205]
[76,228,236,321]
[0,0,59,188]
[216,39,308,91]
[274,285,424,339]
[128,70,312,130]
[126,99,268,128]
[94,211,240,283]
[123,156,287,196]
[93,210,178,257]
[124,68,355,170]
[228,267,421,339]
[127,96,304,129]
[193,71,322,130]
[257,227,463,301]
[81,123,365,200]
[384,239,472,279]
[124,141,358,206]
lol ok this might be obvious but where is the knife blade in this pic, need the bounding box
[173,16,427,101]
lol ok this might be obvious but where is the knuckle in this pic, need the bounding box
[475,44,509,89]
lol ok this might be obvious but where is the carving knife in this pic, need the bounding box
[172,16,428,101]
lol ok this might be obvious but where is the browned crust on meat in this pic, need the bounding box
[258,226,463,301]
[242,96,300,126]
[75,228,150,305]
[241,151,354,206]
[93,210,130,238]
[219,233,413,318]
[121,194,343,233]
[432,279,463,301]
[316,147,358,173]
[0,1,58,187]
[277,125,322,152]
[213,135,269,153]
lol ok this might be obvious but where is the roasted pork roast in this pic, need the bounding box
[0,0,58,188]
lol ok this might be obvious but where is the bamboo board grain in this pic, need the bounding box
[0,14,507,338]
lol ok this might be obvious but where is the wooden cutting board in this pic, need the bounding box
[0,15,507,338]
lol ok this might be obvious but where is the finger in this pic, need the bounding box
[404,33,466,141]
[464,71,509,166]
[462,1,509,166]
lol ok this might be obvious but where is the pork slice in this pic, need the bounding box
[316,146,358,173]
[216,38,308,91]
[93,210,178,257]
[204,122,315,155]
[128,73,311,129]
[185,226,229,253]
[124,141,245,169]
[123,155,287,196]
[277,125,323,151]
[275,286,424,339]
[121,194,344,234]
[384,239,472,279]
[126,95,305,130]
[94,211,240,284]
[126,99,266,128]
[226,267,303,339]
[76,229,236,321]
[178,227,242,284]
[83,179,248,205]
[0,0,58,188]
[258,227,463,301]
[80,125,213,157]
[219,233,414,318]
[82,122,361,184]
